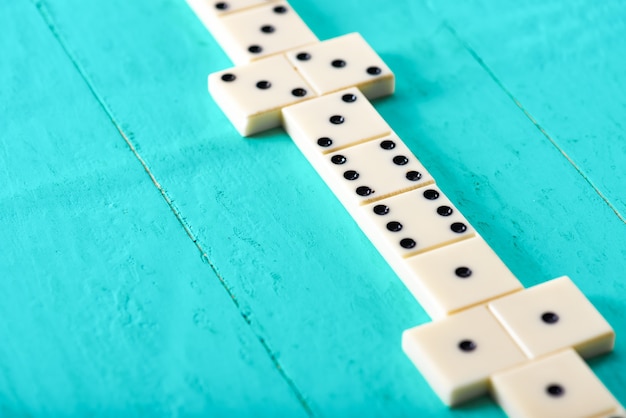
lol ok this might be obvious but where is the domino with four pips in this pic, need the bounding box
[186,1,623,416]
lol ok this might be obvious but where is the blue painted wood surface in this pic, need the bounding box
[1,0,624,416]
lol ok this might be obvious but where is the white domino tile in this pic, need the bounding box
[488,276,615,360]
[282,87,391,154]
[322,134,433,206]
[208,54,316,136]
[403,236,523,319]
[187,0,278,32]
[402,305,526,406]
[492,349,621,418]
[360,185,475,257]
[216,1,318,64]
[285,32,395,99]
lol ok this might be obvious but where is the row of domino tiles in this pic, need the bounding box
[187,0,624,416]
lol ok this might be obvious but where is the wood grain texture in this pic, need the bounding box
[1,0,624,416]
[428,0,626,218]
[0,1,309,416]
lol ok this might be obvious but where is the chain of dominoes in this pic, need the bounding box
[187,1,624,416]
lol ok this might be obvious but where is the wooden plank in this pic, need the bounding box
[2,0,624,415]
[0,2,309,416]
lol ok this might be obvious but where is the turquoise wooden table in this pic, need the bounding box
[1,0,625,416]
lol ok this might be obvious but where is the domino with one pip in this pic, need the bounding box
[187,0,280,33]
[402,305,526,405]
[491,349,621,418]
[488,276,615,360]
